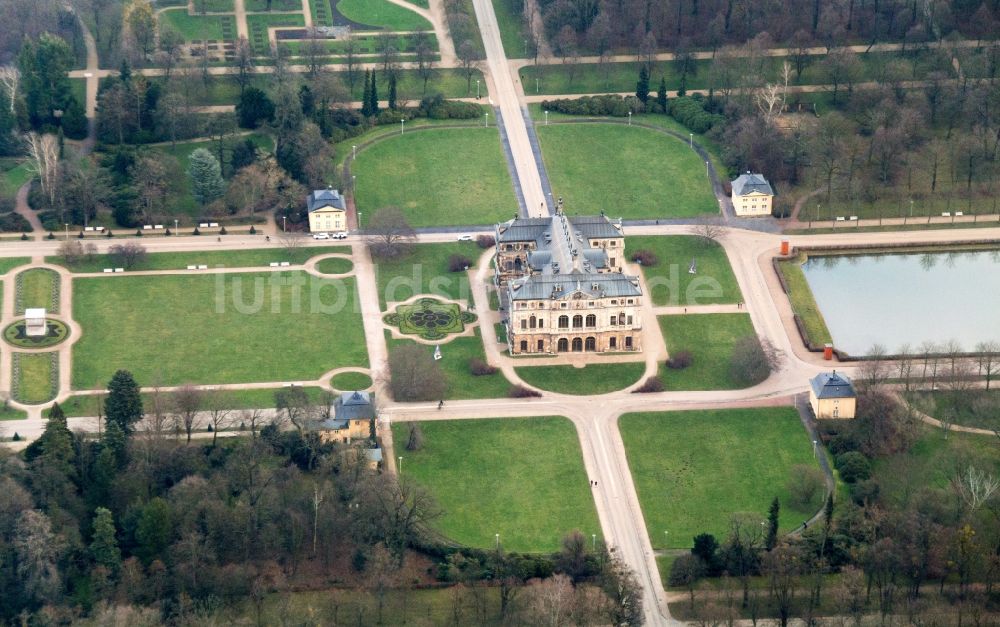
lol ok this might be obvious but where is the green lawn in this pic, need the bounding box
[72,272,368,388]
[778,258,832,346]
[904,389,1000,432]
[354,128,518,229]
[15,268,59,314]
[0,404,27,420]
[336,0,431,30]
[538,124,717,219]
[630,235,741,306]
[0,161,32,196]
[315,256,354,274]
[658,314,759,390]
[621,408,821,548]
[47,245,331,273]
[193,0,236,11]
[50,386,328,418]
[386,329,511,400]
[515,362,646,395]
[492,0,532,59]
[872,426,1000,509]
[391,417,600,552]
[329,371,372,390]
[372,241,480,309]
[245,0,301,10]
[159,8,235,40]
[14,353,57,405]
[0,258,31,274]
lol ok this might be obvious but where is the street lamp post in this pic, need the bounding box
[495,533,500,550]
[282,216,287,232]
[627,111,632,126]
[813,440,818,458]
[476,79,480,99]
[352,144,357,160]
[398,456,403,474]
[174,219,178,233]
[400,119,405,135]
[484,112,489,127]
[592,533,596,551]
[64,223,68,240]
[544,110,548,125]
[689,132,693,148]
[536,77,539,93]
[663,530,669,547]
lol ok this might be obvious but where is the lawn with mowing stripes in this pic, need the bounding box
[159,9,235,40]
[538,124,717,219]
[515,362,646,395]
[15,268,59,314]
[621,408,821,548]
[14,353,57,404]
[72,272,368,387]
[630,235,741,306]
[354,128,518,229]
[392,417,600,552]
[47,246,336,273]
[336,0,431,30]
[658,314,759,390]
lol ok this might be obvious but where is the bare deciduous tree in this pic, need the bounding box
[24,133,60,208]
[693,216,725,245]
[204,389,233,446]
[172,384,203,443]
[976,341,1000,390]
[0,66,18,113]
[233,36,255,95]
[857,343,891,392]
[365,207,416,260]
[388,345,446,402]
[108,242,147,270]
[952,466,1000,514]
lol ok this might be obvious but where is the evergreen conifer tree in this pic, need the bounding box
[90,507,122,575]
[105,370,143,436]
[187,147,226,205]
[636,66,649,104]
[369,70,380,116]
[387,72,397,110]
[657,77,668,112]
[361,69,372,116]
[765,497,780,550]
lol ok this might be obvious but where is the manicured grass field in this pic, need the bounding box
[194,0,235,11]
[159,8,235,40]
[72,272,368,388]
[47,246,333,273]
[336,0,431,30]
[492,0,532,58]
[658,314,758,390]
[245,0,301,10]
[0,160,32,196]
[386,329,511,400]
[0,404,27,420]
[354,128,518,229]
[515,362,646,395]
[538,124,717,219]
[14,353,57,405]
[50,386,329,418]
[778,258,832,346]
[329,371,372,390]
[372,241,480,309]
[0,258,30,274]
[15,268,59,314]
[630,235,741,306]
[315,256,354,274]
[621,408,821,547]
[391,417,600,552]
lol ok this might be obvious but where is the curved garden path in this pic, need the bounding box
[14,183,43,239]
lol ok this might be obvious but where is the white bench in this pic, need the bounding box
[942,212,951,217]
[143,225,152,230]
[849,216,858,221]
[197,265,208,270]
[955,212,964,216]
[187,265,197,270]
[836,216,846,222]
[93,226,104,231]
[269,262,279,267]
[154,224,164,229]
[114,268,124,273]
[279,261,290,267]
[84,226,95,232]
[199,223,209,228]
[102,268,113,273]
[209,222,219,228]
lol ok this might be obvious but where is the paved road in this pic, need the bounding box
[469,0,549,217]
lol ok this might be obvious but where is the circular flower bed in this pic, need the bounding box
[383,297,477,341]
[3,318,70,348]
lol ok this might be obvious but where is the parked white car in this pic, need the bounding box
[312,233,330,240]
[332,232,348,240]
[457,234,473,241]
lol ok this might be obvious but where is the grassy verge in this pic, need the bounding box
[50,386,329,418]
[329,371,373,390]
[48,246,339,273]
[72,272,368,387]
[354,128,518,229]
[658,314,759,390]
[14,353,57,405]
[777,257,832,346]
[392,417,600,552]
[515,362,646,395]
[0,258,31,274]
[491,0,532,59]
[621,408,821,547]
[630,235,740,306]
[336,0,432,30]
[537,123,717,219]
[315,256,354,274]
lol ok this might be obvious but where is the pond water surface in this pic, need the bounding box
[800,249,1000,355]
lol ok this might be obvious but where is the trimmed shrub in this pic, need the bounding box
[630,249,658,266]
[448,254,473,272]
[508,384,541,398]
[469,358,498,376]
[249,225,257,235]
[835,451,872,483]
[632,377,664,393]
[668,96,725,134]
[476,234,496,249]
[0,197,15,213]
[667,350,693,369]
[219,226,228,235]
[539,95,639,117]
[0,213,31,233]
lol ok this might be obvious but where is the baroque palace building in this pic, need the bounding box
[494,212,644,355]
